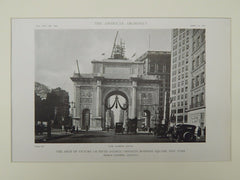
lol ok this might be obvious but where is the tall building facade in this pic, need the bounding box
[170,29,192,124]
[170,29,206,129]
[188,29,206,128]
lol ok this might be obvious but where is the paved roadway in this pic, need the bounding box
[45,130,171,143]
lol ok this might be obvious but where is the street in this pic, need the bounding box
[42,129,171,143]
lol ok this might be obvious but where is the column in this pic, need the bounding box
[132,81,137,118]
[96,80,102,117]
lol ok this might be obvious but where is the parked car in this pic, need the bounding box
[115,122,124,134]
[172,124,197,142]
[126,118,138,134]
[153,124,168,137]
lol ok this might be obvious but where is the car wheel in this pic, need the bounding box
[183,132,193,142]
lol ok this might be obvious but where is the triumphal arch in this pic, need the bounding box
[71,43,171,130]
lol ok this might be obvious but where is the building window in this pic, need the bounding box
[201,72,205,84]
[191,97,194,107]
[149,63,155,73]
[196,75,200,87]
[197,36,200,46]
[202,51,205,63]
[193,42,196,51]
[201,32,205,43]
[196,56,200,67]
[178,75,181,80]
[178,109,183,113]
[192,60,195,70]
[173,30,178,38]
[158,64,163,72]
[201,93,205,105]
[192,78,195,88]
[163,64,166,72]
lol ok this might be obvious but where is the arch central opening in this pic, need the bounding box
[104,91,129,130]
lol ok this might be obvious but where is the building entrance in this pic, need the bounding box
[104,91,129,129]
[82,109,90,130]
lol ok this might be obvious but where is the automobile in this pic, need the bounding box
[171,124,197,142]
[153,124,168,137]
[126,118,138,134]
[115,122,124,134]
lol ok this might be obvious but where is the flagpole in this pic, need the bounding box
[148,34,151,50]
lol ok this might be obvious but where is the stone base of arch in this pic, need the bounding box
[90,117,103,130]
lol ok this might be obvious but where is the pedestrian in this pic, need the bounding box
[197,126,202,137]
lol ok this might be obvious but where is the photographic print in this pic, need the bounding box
[12,18,230,161]
[34,29,206,143]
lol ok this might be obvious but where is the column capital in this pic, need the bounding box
[132,80,137,87]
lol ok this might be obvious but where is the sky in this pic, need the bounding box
[35,29,171,102]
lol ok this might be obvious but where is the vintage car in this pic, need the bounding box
[126,118,138,134]
[153,124,168,137]
[115,122,124,134]
[172,124,197,142]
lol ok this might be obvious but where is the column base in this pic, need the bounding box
[90,117,103,130]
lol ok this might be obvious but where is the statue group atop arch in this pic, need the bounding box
[71,33,171,131]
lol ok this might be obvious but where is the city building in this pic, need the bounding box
[135,51,171,126]
[170,28,206,130]
[187,29,206,129]
[170,29,193,124]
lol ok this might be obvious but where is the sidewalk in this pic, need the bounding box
[35,129,72,143]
